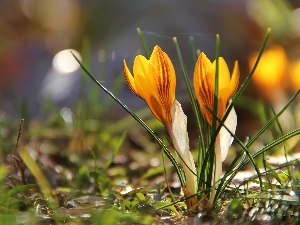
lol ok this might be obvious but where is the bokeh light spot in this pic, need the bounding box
[52,49,81,74]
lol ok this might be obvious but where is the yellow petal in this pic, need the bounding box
[133,55,152,100]
[218,59,240,120]
[133,55,149,80]
[123,59,140,98]
[229,60,240,98]
[213,57,230,92]
[216,94,227,124]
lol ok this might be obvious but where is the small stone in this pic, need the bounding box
[265,200,269,208]
[256,213,272,221]
[248,207,258,217]
[271,203,279,212]
[66,200,76,208]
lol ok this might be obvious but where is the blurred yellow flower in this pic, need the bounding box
[249,45,288,100]
[193,53,240,126]
[123,45,176,129]
[290,59,300,92]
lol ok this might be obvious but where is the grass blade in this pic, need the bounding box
[219,128,300,196]
[18,148,52,199]
[0,184,37,204]
[188,36,197,66]
[137,28,150,58]
[217,90,298,199]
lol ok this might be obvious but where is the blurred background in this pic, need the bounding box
[0,0,300,139]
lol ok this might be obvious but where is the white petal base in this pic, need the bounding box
[216,106,237,162]
[169,100,197,195]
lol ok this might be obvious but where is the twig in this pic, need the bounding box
[9,119,27,185]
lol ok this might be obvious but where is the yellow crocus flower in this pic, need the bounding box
[193,53,240,126]
[193,53,240,201]
[123,45,197,204]
[123,45,176,130]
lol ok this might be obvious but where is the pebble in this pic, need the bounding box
[255,213,272,221]
[271,203,279,212]
[248,207,258,217]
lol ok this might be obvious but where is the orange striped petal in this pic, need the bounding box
[193,53,215,125]
[123,45,176,128]
[194,53,239,125]
[143,46,176,127]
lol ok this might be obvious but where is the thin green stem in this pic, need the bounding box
[212,34,220,139]
[137,28,150,58]
[189,36,197,66]
[210,34,221,203]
